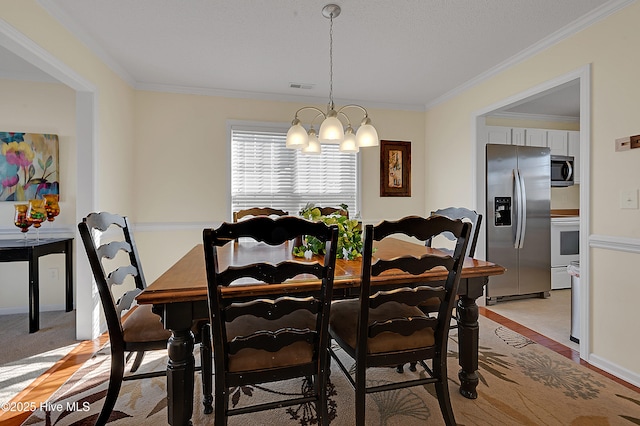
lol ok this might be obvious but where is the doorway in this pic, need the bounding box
[0,20,99,340]
[472,65,591,360]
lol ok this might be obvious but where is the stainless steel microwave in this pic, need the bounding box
[551,155,574,187]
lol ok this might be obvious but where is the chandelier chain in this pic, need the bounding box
[329,11,334,109]
[285,4,378,152]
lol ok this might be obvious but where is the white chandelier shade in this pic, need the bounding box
[285,4,378,154]
[285,119,309,149]
[355,118,379,147]
[302,127,322,154]
[318,113,344,144]
[339,125,359,152]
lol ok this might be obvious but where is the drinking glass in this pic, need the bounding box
[14,204,31,241]
[27,199,46,241]
[43,194,60,222]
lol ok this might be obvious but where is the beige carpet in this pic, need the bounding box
[0,310,78,405]
[22,315,640,425]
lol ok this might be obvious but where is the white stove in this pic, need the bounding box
[551,216,580,289]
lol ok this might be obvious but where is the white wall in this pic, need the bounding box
[0,79,76,313]
[424,2,640,383]
[2,1,639,387]
[132,91,426,283]
[2,0,136,339]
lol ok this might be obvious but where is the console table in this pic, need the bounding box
[0,238,73,333]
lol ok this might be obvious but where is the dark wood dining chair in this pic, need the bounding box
[78,212,213,424]
[232,207,288,222]
[317,206,349,218]
[420,205,482,336]
[328,215,470,426]
[397,208,481,373]
[203,216,339,426]
[426,206,482,259]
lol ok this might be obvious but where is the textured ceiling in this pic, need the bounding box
[7,0,619,113]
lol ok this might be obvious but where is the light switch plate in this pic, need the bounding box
[620,189,639,209]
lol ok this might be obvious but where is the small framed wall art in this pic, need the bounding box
[380,140,411,197]
[0,132,60,201]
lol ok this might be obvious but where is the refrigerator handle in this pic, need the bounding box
[513,168,523,249]
[518,170,527,248]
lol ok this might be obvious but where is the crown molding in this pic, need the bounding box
[135,82,426,112]
[37,0,136,88]
[426,0,636,110]
[488,111,579,123]
[37,0,635,113]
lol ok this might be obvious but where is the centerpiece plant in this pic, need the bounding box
[293,203,363,260]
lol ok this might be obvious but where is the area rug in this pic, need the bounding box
[22,316,640,425]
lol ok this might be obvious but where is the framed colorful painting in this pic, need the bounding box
[380,140,411,197]
[0,132,60,201]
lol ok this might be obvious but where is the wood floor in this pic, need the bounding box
[0,334,109,426]
[1,310,638,426]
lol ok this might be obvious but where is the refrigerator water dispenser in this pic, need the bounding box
[494,197,511,226]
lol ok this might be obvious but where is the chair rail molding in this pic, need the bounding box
[589,234,640,254]
[0,225,75,238]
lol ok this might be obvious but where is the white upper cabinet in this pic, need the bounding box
[525,128,547,147]
[512,128,525,146]
[483,126,580,184]
[547,130,569,155]
[486,126,512,144]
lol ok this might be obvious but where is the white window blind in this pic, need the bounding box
[231,126,358,217]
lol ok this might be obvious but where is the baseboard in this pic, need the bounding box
[0,304,68,315]
[588,353,640,388]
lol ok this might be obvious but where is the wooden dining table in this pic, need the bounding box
[136,237,505,426]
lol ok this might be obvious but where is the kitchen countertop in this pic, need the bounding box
[551,209,579,218]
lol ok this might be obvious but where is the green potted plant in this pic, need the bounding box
[293,203,363,260]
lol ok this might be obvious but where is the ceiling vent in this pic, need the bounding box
[289,82,314,90]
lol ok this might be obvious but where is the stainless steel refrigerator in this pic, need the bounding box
[486,144,551,304]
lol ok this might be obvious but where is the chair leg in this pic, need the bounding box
[434,380,456,426]
[355,364,366,426]
[200,323,213,414]
[434,356,456,426]
[129,351,145,373]
[315,372,329,426]
[214,369,228,426]
[396,362,418,373]
[97,351,125,426]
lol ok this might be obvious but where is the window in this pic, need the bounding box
[231,124,359,217]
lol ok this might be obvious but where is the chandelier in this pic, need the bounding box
[285,4,378,154]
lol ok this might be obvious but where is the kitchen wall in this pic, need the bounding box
[424,1,640,384]
[485,116,581,210]
[551,185,580,210]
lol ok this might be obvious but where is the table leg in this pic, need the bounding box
[64,240,73,312]
[456,292,479,399]
[28,253,39,333]
[167,328,195,426]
